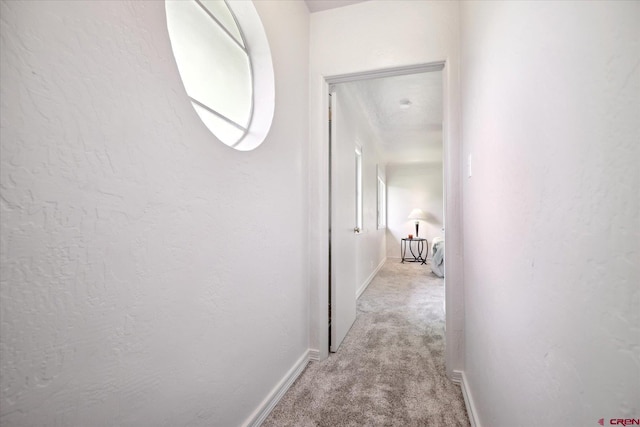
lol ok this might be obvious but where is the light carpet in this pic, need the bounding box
[263,260,470,427]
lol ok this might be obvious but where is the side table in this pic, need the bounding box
[401,237,428,264]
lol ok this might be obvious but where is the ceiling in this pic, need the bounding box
[338,71,443,165]
[305,0,369,13]
[304,0,443,165]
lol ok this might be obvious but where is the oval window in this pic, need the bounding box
[165,0,274,151]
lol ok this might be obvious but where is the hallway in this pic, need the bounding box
[1,1,636,425]
[264,261,469,426]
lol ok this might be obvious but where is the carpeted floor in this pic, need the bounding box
[263,260,470,427]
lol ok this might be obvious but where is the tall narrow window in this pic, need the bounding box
[355,146,363,232]
[166,0,274,151]
[377,166,386,229]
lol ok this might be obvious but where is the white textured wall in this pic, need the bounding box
[0,1,309,425]
[460,1,640,425]
[386,163,443,260]
[308,0,464,372]
[333,84,387,295]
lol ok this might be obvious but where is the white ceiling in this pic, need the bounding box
[338,71,443,165]
[305,0,368,13]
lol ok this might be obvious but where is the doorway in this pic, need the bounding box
[327,62,448,354]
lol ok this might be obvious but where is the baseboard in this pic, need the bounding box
[356,257,386,299]
[454,370,481,427]
[308,348,320,361]
[244,350,310,427]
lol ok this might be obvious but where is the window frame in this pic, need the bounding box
[355,145,363,233]
[377,166,386,229]
[165,0,275,151]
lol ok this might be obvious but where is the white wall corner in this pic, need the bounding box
[308,349,321,361]
[356,257,386,299]
[244,350,310,427]
[454,370,481,427]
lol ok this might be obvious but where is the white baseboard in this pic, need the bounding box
[357,257,386,299]
[453,370,481,427]
[244,350,310,427]
[308,348,320,361]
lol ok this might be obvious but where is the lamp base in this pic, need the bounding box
[415,222,419,237]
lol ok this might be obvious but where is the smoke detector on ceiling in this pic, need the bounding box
[399,98,412,109]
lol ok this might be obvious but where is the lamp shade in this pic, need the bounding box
[408,208,427,221]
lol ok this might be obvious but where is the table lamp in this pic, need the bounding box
[408,208,427,238]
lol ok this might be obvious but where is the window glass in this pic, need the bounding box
[166,0,274,151]
[166,0,252,134]
[192,103,245,144]
[199,0,244,46]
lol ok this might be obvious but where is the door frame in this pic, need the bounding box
[312,60,463,379]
